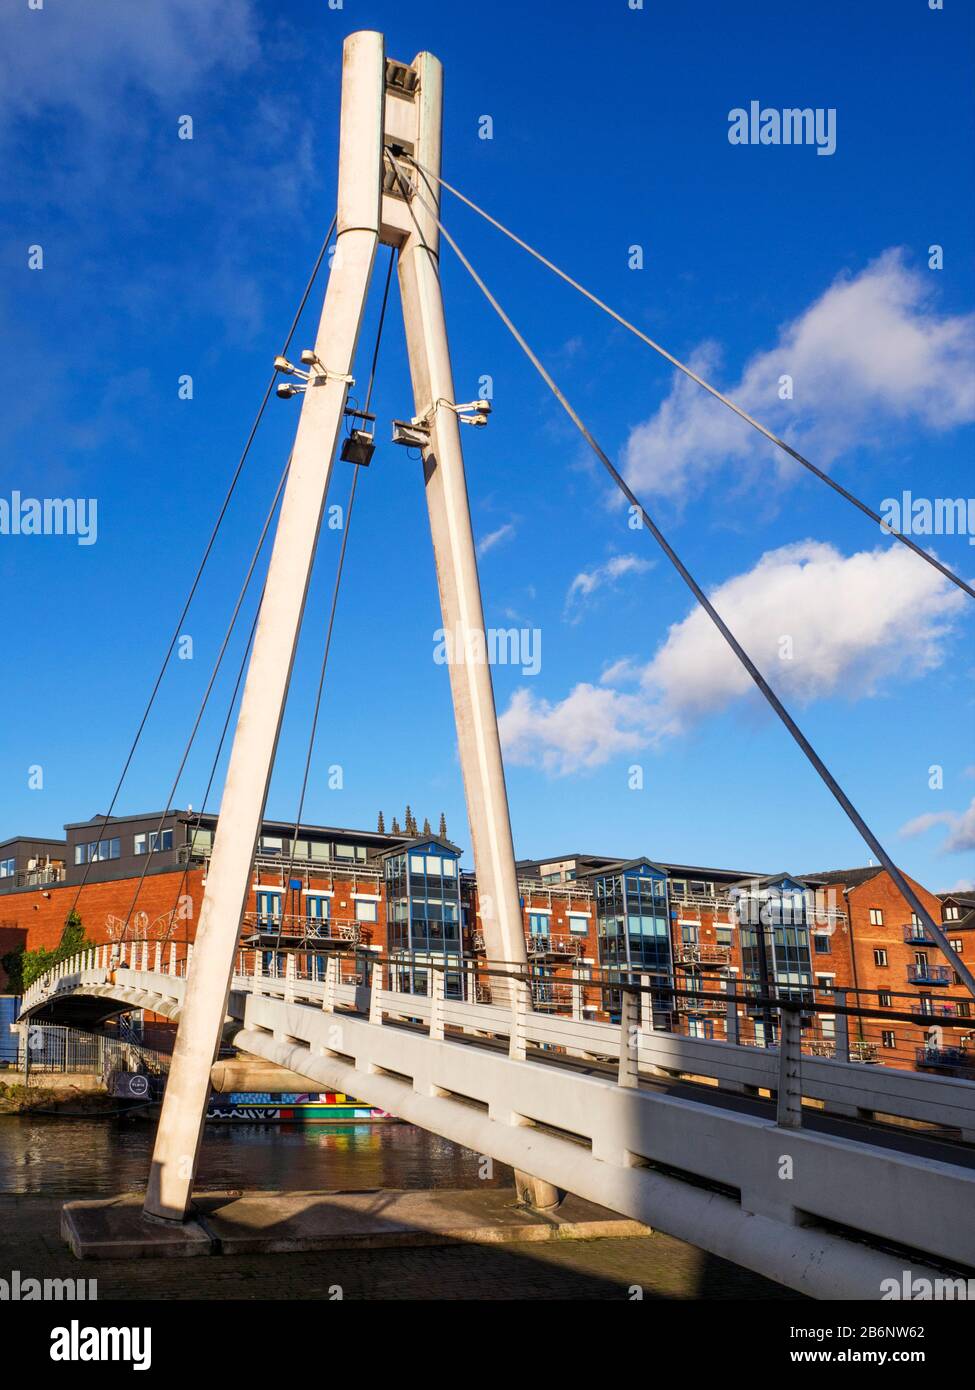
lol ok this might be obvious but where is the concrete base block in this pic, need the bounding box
[62,1197,212,1260]
[61,1189,648,1260]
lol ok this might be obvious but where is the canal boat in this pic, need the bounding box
[205,1091,393,1123]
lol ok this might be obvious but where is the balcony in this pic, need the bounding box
[240,911,363,945]
[910,1002,961,1018]
[676,992,728,1014]
[904,925,936,945]
[907,963,952,985]
[916,1046,975,1076]
[527,933,585,960]
[674,943,731,966]
[530,982,574,1011]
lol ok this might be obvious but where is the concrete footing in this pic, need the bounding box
[62,1188,648,1260]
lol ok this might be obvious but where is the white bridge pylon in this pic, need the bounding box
[145,31,530,1222]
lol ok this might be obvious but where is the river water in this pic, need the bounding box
[0,1115,510,1198]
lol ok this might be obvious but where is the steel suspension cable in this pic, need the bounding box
[401,154,974,603]
[68,215,338,932]
[277,247,397,949]
[386,151,975,1000]
[118,453,293,944]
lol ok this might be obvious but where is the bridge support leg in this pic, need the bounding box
[395,52,528,997]
[142,29,385,1223]
[513,1171,563,1211]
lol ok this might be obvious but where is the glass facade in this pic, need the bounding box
[384,841,463,996]
[736,877,814,1039]
[594,862,671,1015]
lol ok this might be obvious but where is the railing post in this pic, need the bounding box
[639,973,653,1033]
[369,961,384,1026]
[725,977,740,1045]
[153,942,162,973]
[141,941,149,973]
[168,943,177,977]
[254,950,264,995]
[776,1005,802,1128]
[572,979,583,1021]
[185,943,194,976]
[833,988,849,1062]
[509,978,528,1061]
[285,952,296,1002]
[618,988,639,1088]
[323,954,338,1013]
[430,968,445,1041]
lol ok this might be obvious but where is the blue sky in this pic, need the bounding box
[1,0,973,891]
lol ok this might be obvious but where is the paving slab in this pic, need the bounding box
[61,1188,647,1259]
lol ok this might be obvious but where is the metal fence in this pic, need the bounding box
[16,1022,170,1077]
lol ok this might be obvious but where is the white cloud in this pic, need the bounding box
[564,554,653,620]
[500,540,965,774]
[622,250,975,501]
[0,0,258,126]
[499,685,650,776]
[900,797,975,855]
[477,522,516,556]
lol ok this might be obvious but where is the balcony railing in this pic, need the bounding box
[0,865,66,890]
[676,992,728,1014]
[907,964,952,985]
[674,944,732,966]
[910,1002,961,1018]
[240,911,363,944]
[916,1046,975,1074]
[530,982,574,1010]
[527,933,585,959]
[904,926,936,945]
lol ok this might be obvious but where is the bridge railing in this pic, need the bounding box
[17,941,975,1139]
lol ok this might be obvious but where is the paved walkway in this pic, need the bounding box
[1,1195,802,1300]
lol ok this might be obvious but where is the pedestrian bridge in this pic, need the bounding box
[18,943,975,1299]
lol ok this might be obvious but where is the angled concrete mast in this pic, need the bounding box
[144,31,531,1222]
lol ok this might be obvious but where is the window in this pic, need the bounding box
[878,991,892,1007]
[529,912,550,938]
[869,908,884,926]
[258,836,283,856]
[306,895,330,929]
[874,948,888,967]
[951,939,963,954]
[134,834,147,855]
[813,933,831,954]
[945,905,960,921]
[0,857,14,878]
[681,923,699,946]
[715,926,732,948]
[671,880,687,900]
[150,829,173,853]
[355,899,378,924]
[75,837,121,865]
[568,914,589,935]
[255,889,281,926]
[881,1030,896,1049]
[442,858,456,877]
[815,975,834,993]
